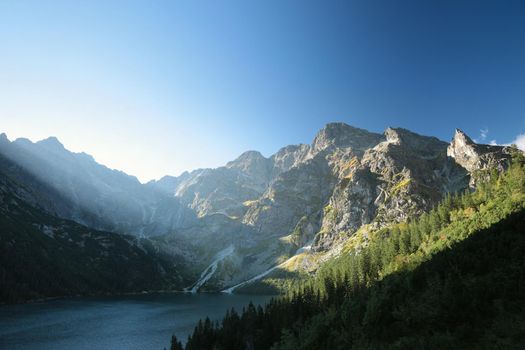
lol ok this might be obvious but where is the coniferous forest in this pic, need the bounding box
[176,154,525,350]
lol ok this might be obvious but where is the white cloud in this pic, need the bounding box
[511,133,525,151]
[480,128,488,141]
[474,128,489,143]
[475,132,525,151]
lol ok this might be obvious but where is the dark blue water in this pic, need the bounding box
[0,293,272,350]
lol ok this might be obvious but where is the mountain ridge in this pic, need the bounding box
[0,123,518,295]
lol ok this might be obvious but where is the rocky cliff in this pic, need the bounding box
[447,129,512,186]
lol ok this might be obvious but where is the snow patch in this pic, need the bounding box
[185,245,234,293]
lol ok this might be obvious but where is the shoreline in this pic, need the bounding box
[0,288,277,306]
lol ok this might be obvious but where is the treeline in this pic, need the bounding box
[175,154,525,350]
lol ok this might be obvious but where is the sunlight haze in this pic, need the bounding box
[1,0,524,181]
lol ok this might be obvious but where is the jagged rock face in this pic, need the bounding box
[205,127,381,285]
[314,127,470,250]
[226,150,273,188]
[173,167,266,219]
[152,151,274,220]
[242,151,337,236]
[447,129,512,185]
[167,146,313,221]
[312,123,384,155]
[242,124,384,237]
[315,167,378,251]
[364,128,466,211]
[270,144,311,175]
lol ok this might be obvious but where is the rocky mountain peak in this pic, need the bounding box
[226,150,271,177]
[270,144,311,174]
[383,127,427,145]
[273,144,308,156]
[450,128,475,147]
[447,129,482,170]
[312,122,383,154]
[0,133,9,145]
[227,150,266,166]
[384,127,447,153]
[447,129,511,176]
[384,127,402,144]
[37,136,66,151]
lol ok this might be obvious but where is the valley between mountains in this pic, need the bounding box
[0,123,517,302]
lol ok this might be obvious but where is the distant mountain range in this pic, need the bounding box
[0,123,516,301]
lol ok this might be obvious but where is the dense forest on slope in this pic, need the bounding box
[0,207,189,303]
[178,155,525,350]
[0,154,191,303]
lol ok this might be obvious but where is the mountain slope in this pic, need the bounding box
[182,155,525,350]
[0,153,191,303]
[0,133,195,236]
[0,124,516,293]
[215,126,513,292]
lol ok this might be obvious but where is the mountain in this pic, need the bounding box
[182,154,525,350]
[0,133,195,236]
[191,124,513,292]
[0,124,517,297]
[0,153,192,303]
[447,129,512,185]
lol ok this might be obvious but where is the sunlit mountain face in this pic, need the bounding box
[0,123,515,300]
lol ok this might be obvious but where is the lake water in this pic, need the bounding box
[0,293,272,350]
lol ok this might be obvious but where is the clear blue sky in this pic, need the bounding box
[1,0,524,182]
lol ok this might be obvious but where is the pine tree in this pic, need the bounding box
[170,335,183,350]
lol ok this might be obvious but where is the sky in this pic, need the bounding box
[0,0,524,182]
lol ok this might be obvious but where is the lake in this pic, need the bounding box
[0,293,272,350]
